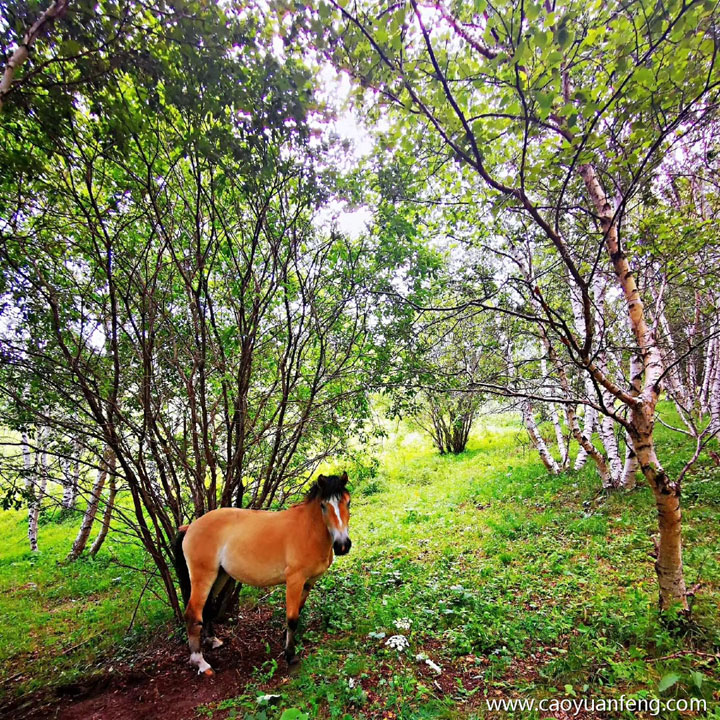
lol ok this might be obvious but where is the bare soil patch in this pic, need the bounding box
[3,606,285,720]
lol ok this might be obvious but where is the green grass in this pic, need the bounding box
[1,407,719,718]
[0,505,169,698]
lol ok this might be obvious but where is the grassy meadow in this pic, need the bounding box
[1,409,719,718]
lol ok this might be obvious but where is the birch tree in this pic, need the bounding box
[316,0,720,610]
[26,427,48,551]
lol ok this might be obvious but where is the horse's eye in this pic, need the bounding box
[321,503,327,512]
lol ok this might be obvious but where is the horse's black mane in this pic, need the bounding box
[305,473,348,502]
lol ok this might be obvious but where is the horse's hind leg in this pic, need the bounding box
[185,569,217,675]
[203,571,230,649]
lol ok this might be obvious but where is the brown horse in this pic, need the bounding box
[173,473,352,675]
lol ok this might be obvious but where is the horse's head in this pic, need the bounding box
[313,472,352,556]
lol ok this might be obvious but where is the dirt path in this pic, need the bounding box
[5,606,286,720]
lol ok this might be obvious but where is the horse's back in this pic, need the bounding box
[183,507,290,587]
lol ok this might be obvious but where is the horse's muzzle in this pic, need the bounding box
[334,538,352,555]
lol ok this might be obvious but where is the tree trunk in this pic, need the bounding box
[567,404,613,488]
[61,447,80,510]
[620,434,638,490]
[574,393,597,470]
[67,447,115,561]
[551,404,569,469]
[685,291,702,395]
[699,333,716,416]
[568,271,596,471]
[632,418,687,610]
[545,339,613,486]
[90,472,117,557]
[597,408,622,486]
[0,0,70,111]
[28,428,48,552]
[541,357,568,467]
[592,275,623,486]
[710,353,720,434]
[21,431,33,487]
[580,162,688,611]
[521,400,560,474]
[657,305,689,407]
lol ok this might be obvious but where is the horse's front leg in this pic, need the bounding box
[284,573,306,666]
[299,579,315,613]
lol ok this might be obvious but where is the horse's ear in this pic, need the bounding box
[317,474,327,491]
[340,471,348,487]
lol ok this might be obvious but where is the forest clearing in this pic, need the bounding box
[2,0,720,717]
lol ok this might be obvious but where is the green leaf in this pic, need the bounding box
[280,710,309,720]
[547,50,563,67]
[60,39,83,56]
[557,26,572,49]
[635,67,654,86]
[658,673,680,693]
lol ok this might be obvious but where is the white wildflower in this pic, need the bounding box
[393,617,412,631]
[385,634,409,652]
[348,678,356,689]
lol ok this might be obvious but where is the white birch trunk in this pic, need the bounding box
[567,268,594,471]
[620,434,639,490]
[541,356,568,468]
[573,358,598,470]
[567,402,613,487]
[505,326,562,475]
[657,307,689,407]
[21,431,33,484]
[592,274,623,486]
[574,400,597,469]
[619,351,643,491]
[700,333,717,417]
[522,400,560,474]
[551,403,569,469]
[61,449,79,510]
[27,428,48,552]
[597,407,622,485]
[700,334,718,415]
[685,291,702,395]
[0,0,70,111]
[711,351,720,434]
[543,320,613,486]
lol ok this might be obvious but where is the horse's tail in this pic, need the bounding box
[172,527,191,607]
